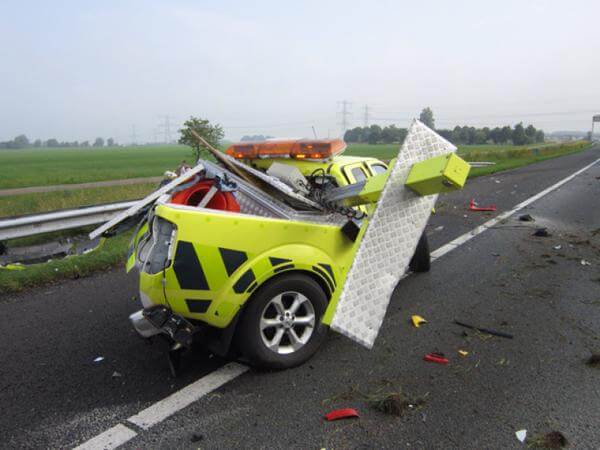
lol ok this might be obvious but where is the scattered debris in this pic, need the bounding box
[324,408,359,421]
[469,198,496,211]
[527,431,568,449]
[423,352,449,365]
[190,433,204,443]
[519,214,535,222]
[411,315,427,328]
[515,429,528,443]
[533,228,550,237]
[458,350,469,357]
[112,371,122,378]
[586,354,600,368]
[93,356,104,363]
[496,357,509,366]
[367,392,426,417]
[580,259,591,266]
[453,320,514,339]
[553,245,562,250]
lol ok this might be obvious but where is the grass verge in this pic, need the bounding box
[0,183,156,218]
[0,233,130,294]
[467,141,591,177]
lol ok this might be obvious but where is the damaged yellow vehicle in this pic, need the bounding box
[90,120,469,371]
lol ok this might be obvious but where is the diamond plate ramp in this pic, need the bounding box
[330,120,457,348]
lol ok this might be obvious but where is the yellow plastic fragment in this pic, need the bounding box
[411,315,427,328]
[0,263,25,271]
[458,350,469,357]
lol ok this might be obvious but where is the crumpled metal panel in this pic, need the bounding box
[330,120,457,348]
[203,160,345,225]
[222,153,324,210]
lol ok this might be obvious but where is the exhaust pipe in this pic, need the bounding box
[129,306,196,347]
[129,309,162,338]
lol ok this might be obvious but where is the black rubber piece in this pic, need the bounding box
[409,233,431,273]
[235,273,328,370]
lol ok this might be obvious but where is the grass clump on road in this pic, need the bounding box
[0,183,156,218]
[366,391,426,417]
[0,233,130,294]
[526,431,568,449]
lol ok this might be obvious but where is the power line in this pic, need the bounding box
[157,115,173,143]
[337,100,352,134]
[130,124,137,145]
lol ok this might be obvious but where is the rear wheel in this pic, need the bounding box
[236,273,328,369]
[409,233,431,272]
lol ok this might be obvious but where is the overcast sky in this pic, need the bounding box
[1,0,599,143]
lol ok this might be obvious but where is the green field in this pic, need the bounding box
[0,141,590,190]
[0,145,192,189]
[345,142,567,161]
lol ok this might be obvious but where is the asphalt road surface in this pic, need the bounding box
[1,147,599,449]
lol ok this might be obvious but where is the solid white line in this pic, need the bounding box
[127,362,248,430]
[431,157,600,261]
[73,424,137,450]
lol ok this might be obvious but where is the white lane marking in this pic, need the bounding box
[431,157,600,261]
[74,424,137,450]
[74,156,599,448]
[127,362,248,430]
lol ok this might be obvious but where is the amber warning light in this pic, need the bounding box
[225,139,346,161]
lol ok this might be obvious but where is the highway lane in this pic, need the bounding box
[0,146,598,448]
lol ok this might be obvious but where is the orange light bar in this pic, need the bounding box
[225,139,346,160]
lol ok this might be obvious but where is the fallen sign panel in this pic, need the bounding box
[330,120,457,348]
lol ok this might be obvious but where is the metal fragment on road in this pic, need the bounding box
[330,120,457,348]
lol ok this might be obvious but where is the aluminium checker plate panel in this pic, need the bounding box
[330,120,457,348]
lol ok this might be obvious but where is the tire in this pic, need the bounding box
[409,233,431,273]
[236,273,328,370]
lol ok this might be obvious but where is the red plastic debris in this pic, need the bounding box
[423,352,449,365]
[324,408,360,421]
[469,198,496,211]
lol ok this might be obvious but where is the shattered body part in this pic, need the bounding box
[91,120,468,369]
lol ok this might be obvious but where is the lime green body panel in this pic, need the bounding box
[138,204,361,328]
[405,153,470,196]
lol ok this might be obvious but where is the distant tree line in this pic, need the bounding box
[344,125,407,145]
[0,135,117,149]
[344,122,544,146]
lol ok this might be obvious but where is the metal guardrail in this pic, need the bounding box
[468,161,496,167]
[0,201,138,240]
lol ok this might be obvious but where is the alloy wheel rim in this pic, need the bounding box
[259,291,316,355]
